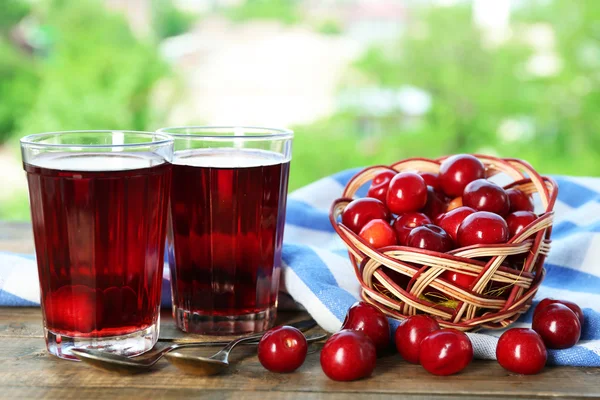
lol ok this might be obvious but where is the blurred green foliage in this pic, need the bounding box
[152,0,196,39]
[225,0,301,25]
[289,0,600,189]
[19,0,169,134]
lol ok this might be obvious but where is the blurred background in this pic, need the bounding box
[1,0,599,220]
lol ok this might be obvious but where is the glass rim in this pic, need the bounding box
[20,130,174,149]
[156,126,294,140]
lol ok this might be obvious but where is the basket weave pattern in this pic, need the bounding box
[330,155,558,331]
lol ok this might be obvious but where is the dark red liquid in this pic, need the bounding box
[168,149,289,317]
[24,154,171,337]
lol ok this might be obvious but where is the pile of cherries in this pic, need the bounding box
[341,154,538,253]
[256,297,584,380]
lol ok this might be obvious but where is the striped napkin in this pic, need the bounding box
[2,169,599,366]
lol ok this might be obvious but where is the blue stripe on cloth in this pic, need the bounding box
[552,220,600,239]
[331,168,362,187]
[0,291,38,306]
[554,176,600,208]
[286,199,336,232]
[542,263,600,294]
[547,345,600,367]
[283,243,358,322]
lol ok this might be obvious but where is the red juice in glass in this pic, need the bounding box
[21,131,173,360]
[160,127,293,334]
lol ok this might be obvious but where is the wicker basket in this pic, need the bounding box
[330,155,558,331]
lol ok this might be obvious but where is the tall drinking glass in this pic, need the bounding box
[157,126,293,335]
[20,131,173,360]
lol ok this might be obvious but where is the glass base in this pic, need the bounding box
[45,322,159,361]
[173,305,276,335]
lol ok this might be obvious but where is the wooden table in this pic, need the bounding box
[1,222,599,399]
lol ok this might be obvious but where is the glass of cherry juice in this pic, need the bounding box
[20,131,173,360]
[157,126,293,335]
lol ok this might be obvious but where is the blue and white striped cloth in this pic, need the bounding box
[1,169,599,366]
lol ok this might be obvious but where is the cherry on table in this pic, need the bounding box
[457,211,509,247]
[258,325,308,373]
[419,329,473,376]
[367,170,397,204]
[341,301,391,353]
[532,303,581,349]
[359,219,397,249]
[463,179,510,216]
[342,198,390,234]
[507,188,534,213]
[320,330,377,381]
[496,328,547,375]
[437,206,476,242]
[386,172,428,214]
[506,211,537,238]
[534,298,584,326]
[392,212,431,245]
[407,224,453,253]
[394,315,440,364]
[438,154,485,197]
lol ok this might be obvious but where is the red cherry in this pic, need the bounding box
[422,186,447,221]
[44,285,103,334]
[258,326,308,373]
[496,328,547,375]
[342,198,390,234]
[506,211,537,238]
[441,270,476,290]
[419,172,440,190]
[394,315,440,364]
[507,188,534,213]
[367,170,396,203]
[437,206,476,242]
[534,298,584,326]
[457,211,509,247]
[439,154,485,197]
[407,224,453,253]
[359,219,397,249]
[419,329,473,376]
[532,303,581,349]
[341,301,390,353]
[463,179,510,216]
[320,330,377,381]
[392,212,431,245]
[386,172,428,214]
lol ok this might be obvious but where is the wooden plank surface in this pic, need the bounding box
[2,222,600,399]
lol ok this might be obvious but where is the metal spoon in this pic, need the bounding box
[71,318,317,373]
[165,332,327,376]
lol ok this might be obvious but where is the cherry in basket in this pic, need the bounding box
[392,212,431,245]
[367,170,396,204]
[457,211,509,247]
[386,172,428,214]
[507,188,534,213]
[407,224,453,253]
[438,154,485,197]
[506,211,537,238]
[359,219,397,249]
[463,179,510,217]
[342,198,390,234]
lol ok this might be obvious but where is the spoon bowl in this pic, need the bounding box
[71,318,317,373]
[165,333,327,376]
